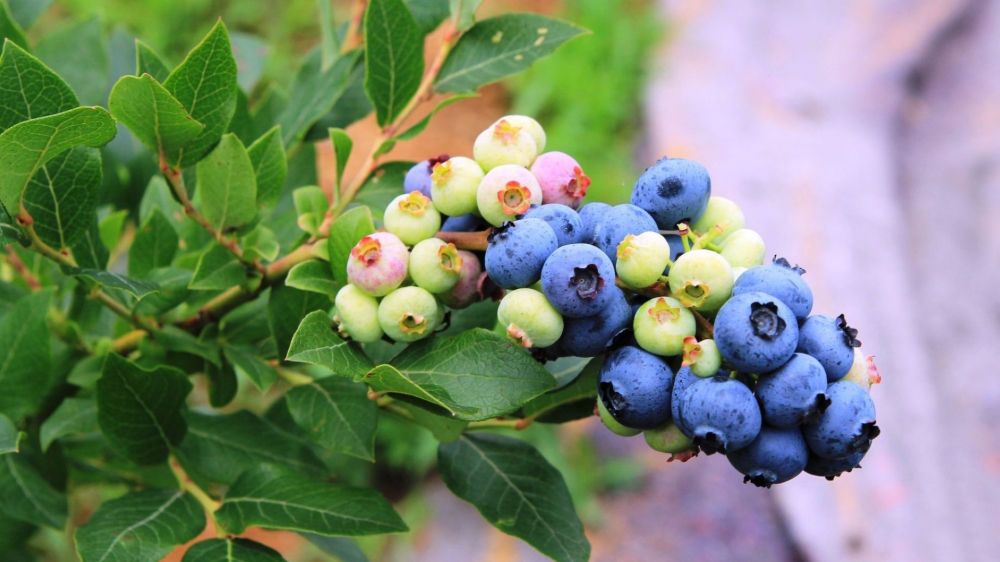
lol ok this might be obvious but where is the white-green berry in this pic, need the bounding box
[377,286,440,342]
[683,337,722,378]
[476,164,543,226]
[496,288,563,348]
[720,228,766,269]
[644,419,694,453]
[334,284,383,343]
[616,232,672,288]
[633,296,696,356]
[598,397,641,437]
[473,118,538,172]
[667,249,734,311]
[430,157,484,216]
[691,196,745,243]
[384,192,441,246]
[409,238,463,294]
[497,115,546,153]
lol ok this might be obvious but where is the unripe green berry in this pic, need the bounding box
[497,288,563,348]
[473,118,538,172]
[409,238,463,294]
[377,286,440,342]
[691,196,745,243]
[497,115,546,153]
[732,266,748,280]
[430,156,484,216]
[667,249,734,311]
[644,419,694,453]
[616,232,672,288]
[476,165,543,226]
[683,337,722,378]
[439,250,482,309]
[840,348,881,392]
[384,192,441,246]
[634,296,696,356]
[720,228,765,269]
[597,397,641,437]
[334,284,383,343]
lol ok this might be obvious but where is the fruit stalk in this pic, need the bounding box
[435,228,492,251]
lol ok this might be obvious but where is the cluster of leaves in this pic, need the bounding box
[0,0,600,560]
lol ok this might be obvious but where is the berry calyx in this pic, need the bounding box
[498,181,534,216]
[351,236,381,265]
[750,301,786,340]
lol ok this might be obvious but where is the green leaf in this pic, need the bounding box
[182,538,286,562]
[135,39,170,82]
[98,208,129,251]
[294,185,330,236]
[0,41,77,132]
[67,353,104,390]
[0,289,52,421]
[0,511,34,553]
[215,464,408,536]
[180,410,326,485]
[40,397,97,452]
[21,146,101,252]
[329,128,352,193]
[406,0,451,34]
[521,357,600,422]
[435,14,589,93]
[109,74,205,156]
[0,414,23,455]
[205,359,237,408]
[75,489,205,562]
[352,162,409,222]
[63,267,160,298]
[222,344,279,392]
[268,284,331,363]
[155,325,221,366]
[0,454,67,528]
[286,260,339,296]
[228,88,254,144]
[396,94,476,140]
[7,0,52,29]
[96,353,192,465]
[438,434,590,562]
[286,377,377,461]
[0,204,26,247]
[230,32,269,93]
[69,216,109,269]
[0,7,28,51]
[302,535,368,562]
[197,134,257,231]
[34,16,108,105]
[384,401,466,443]
[247,126,287,210]
[285,310,373,379]
[190,243,248,290]
[308,63,371,135]
[364,0,424,127]
[249,84,287,142]
[278,48,359,148]
[164,21,239,167]
[327,205,375,286]
[317,0,338,70]
[129,208,179,277]
[369,329,556,421]
[448,0,484,32]
[242,225,279,262]
[0,106,117,214]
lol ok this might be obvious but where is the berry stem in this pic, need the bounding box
[340,0,367,53]
[3,245,41,291]
[692,310,715,338]
[435,228,491,251]
[168,455,226,538]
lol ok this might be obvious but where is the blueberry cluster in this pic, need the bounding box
[337,116,883,488]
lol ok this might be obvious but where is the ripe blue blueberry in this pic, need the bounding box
[755,353,830,428]
[802,381,879,460]
[631,157,711,229]
[577,202,612,244]
[797,314,861,382]
[804,450,864,480]
[731,257,814,322]
[441,213,487,233]
[714,291,799,373]
[594,204,658,265]
[521,203,586,246]
[557,288,632,357]
[404,156,447,198]
[598,345,674,430]
[540,244,615,318]
[484,219,558,289]
[727,426,810,488]
[674,375,762,454]
[670,366,700,436]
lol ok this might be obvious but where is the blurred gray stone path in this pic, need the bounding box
[645,1,1000,560]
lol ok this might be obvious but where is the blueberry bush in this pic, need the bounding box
[0,0,885,559]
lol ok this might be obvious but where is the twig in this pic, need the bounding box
[466,418,532,431]
[112,330,148,355]
[169,455,225,538]
[692,310,715,338]
[341,0,368,53]
[91,288,160,332]
[3,245,41,291]
[435,229,491,251]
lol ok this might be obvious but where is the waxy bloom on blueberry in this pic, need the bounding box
[497,288,563,348]
[346,232,409,297]
[540,243,615,318]
[430,156,484,216]
[473,118,538,171]
[714,291,799,373]
[521,203,586,247]
[727,426,809,488]
[631,157,711,229]
[530,151,590,208]
[409,238,463,294]
[377,286,440,342]
[334,284,383,343]
[484,219,557,289]
[384,192,441,246]
[477,164,543,226]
